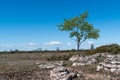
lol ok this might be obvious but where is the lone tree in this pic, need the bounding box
[58,11,100,50]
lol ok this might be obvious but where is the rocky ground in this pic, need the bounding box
[0,52,120,80]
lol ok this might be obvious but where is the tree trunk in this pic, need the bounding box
[77,40,80,51]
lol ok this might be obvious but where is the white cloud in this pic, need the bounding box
[0,42,37,47]
[88,41,94,44]
[45,41,61,46]
[28,42,36,46]
[67,43,72,46]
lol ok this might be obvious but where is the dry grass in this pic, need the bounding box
[0,51,76,73]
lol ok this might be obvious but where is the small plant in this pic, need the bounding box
[90,44,94,50]
[96,56,105,63]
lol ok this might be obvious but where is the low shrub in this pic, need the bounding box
[47,52,76,61]
[86,44,120,55]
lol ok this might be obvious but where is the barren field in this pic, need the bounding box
[0,52,74,73]
[0,51,120,80]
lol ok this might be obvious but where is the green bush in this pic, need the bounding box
[86,44,120,54]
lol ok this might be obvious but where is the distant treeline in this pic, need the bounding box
[0,49,89,54]
[0,44,120,54]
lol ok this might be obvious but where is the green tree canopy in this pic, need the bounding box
[58,11,100,50]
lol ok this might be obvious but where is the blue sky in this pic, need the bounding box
[0,0,120,51]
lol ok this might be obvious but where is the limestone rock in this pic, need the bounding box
[96,54,120,74]
[50,66,83,80]
[37,61,65,69]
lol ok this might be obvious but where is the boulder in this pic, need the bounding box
[50,66,83,80]
[70,53,108,67]
[72,62,85,67]
[96,54,120,74]
[69,55,80,62]
[37,61,65,69]
[50,66,71,80]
